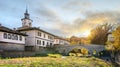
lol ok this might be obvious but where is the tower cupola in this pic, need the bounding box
[21,8,33,28]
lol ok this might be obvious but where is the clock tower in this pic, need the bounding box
[21,8,33,28]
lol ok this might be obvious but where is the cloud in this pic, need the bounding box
[62,0,92,13]
[33,5,64,26]
[35,9,120,37]
[27,0,120,37]
[48,11,120,37]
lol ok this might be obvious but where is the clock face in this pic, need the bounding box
[22,19,32,27]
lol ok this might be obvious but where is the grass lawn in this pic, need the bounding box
[0,56,114,67]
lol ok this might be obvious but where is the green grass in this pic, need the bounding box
[0,56,114,67]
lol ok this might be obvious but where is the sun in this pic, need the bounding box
[84,31,91,37]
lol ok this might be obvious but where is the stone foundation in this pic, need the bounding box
[1,51,35,58]
[0,43,25,51]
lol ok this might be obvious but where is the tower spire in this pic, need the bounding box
[21,7,33,28]
[24,7,29,19]
[26,8,28,14]
[25,6,28,14]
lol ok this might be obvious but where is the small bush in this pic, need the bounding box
[76,53,83,57]
[69,53,76,56]
[47,54,62,58]
[69,48,88,57]
[81,48,88,55]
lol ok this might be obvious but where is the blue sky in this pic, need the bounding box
[0,0,120,37]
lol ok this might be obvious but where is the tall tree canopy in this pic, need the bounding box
[88,23,112,45]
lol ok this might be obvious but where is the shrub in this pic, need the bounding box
[81,48,88,55]
[76,53,83,57]
[70,48,88,56]
[69,53,76,56]
[47,54,62,58]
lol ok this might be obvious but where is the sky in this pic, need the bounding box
[0,0,120,37]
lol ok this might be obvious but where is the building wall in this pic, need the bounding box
[20,30,36,46]
[35,30,54,47]
[20,30,54,49]
[0,32,25,44]
[0,43,24,51]
[54,38,70,45]
[54,39,60,44]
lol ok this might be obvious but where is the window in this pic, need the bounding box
[37,40,41,45]
[19,35,22,41]
[3,33,19,40]
[50,43,52,47]
[38,32,41,37]
[8,33,11,39]
[39,32,41,37]
[38,32,39,36]
[50,43,52,45]
[39,40,41,45]
[15,35,18,40]
[48,36,50,39]
[37,40,39,44]
[47,42,49,45]
[44,34,45,38]
[43,41,45,45]
[3,33,7,39]
[11,34,15,40]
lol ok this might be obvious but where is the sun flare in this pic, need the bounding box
[84,31,91,37]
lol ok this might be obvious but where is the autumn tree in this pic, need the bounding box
[112,26,120,51]
[106,25,120,59]
[88,23,112,45]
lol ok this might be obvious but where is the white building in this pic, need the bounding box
[17,9,55,51]
[0,25,27,51]
[54,36,70,46]
[17,9,70,51]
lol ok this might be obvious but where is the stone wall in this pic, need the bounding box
[1,51,35,58]
[0,43,25,51]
